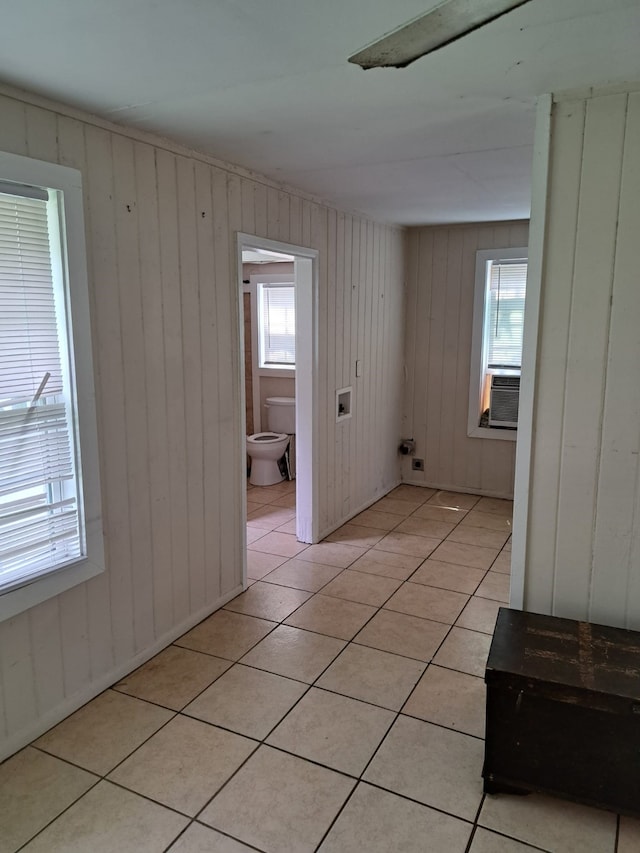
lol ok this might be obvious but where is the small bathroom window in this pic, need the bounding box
[258,282,296,369]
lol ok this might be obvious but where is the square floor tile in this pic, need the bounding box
[430,540,499,570]
[402,664,486,738]
[456,597,502,635]
[275,518,297,534]
[247,505,296,530]
[619,816,640,853]
[317,643,425,711]
[326,523,386,548]
[490,552,512,574]
[384,582,469,625]
[284,594,376,640]
[114,645,231,710]
[108,715,255,816]
[395,516,456,540]
[348,549,423,580]
[267,688,394,776]
[412,503,469,523]
[34,690,173,775]
[410,559,486,594]
[461,510,513,532]
[354,609,448,662]
[246,499,264,514]
[447,525,510,550]
[240,624,346,682]
[224,582,312,621]
[245,527,268,545]
[319,783,471,853]
[388,484,436,503]
[246,485,290,504]
[475,497,513,516]
[469,828,541,852]
[247,531,308,558]
[475,572,510,603]
[0,747,97,852]
[21,781,188,853]
[350,508,403,531]
[320,569,401,607]
[374,531,441,559]
[433,626,493,678]
[271,493,296,508]
[184,664,307,739]
[175,609,276,660]
[364,715,484,821]
[200,746,354,853]
[427,491,480,511]
[297,542,366,568]
[168,823,256,852]
[261,558,342,592]
[246,549,288,579]
[371,496,422,516]
[479,792,617,853]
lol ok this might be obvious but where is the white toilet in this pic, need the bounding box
[246,396,295,486]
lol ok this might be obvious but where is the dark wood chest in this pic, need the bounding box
[483,607,640,817]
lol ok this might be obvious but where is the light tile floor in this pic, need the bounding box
[2,482,639,852]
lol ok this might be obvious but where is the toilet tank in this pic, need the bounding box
[265,397,295,434]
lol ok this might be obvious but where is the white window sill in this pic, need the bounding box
[258,367,295,378]
[468,426,517,442]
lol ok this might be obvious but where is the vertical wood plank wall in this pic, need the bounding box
[403,221,529,498]
[523,87,640,629]
[0,90,405,758]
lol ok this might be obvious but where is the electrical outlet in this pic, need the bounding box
[412,458,424,471]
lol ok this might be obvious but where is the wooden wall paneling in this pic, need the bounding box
[402,230,418,475]
[0,618,37,737]
[195,161,222,602]
[523,100,585,613]
[0,94,27,154]
[156,149,189,625]
[289,194,302,246]
[355,219,369,508]
[374,225,386,489]
[348,216,361,516]
[134,141,173,640]
[301,199,312,248]
[335,212,345,518]
[456,227,480,489]
[29,599,64,717]
[552,94,627,619]
[253,182,268,238]
[113,134,154,653]
[266,186,279,240]
[425,229,447,483]
[241,179,255,235]
[413,229,433,482]
[438,227,463,487]
[176,156,206,614]
[326,208,337,522]
[590,93,639,627]
[25,105,57,161]
[311,202,329,530]
[341,214,352,517]
[278,191,290,243]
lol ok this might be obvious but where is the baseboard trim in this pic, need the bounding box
[0,583,244,762]
[401,478,514,501]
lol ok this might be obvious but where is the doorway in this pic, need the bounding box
[236,234,319,589]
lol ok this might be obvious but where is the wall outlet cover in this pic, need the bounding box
[412,458,425,471]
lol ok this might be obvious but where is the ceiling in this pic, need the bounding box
[1,1,638,225]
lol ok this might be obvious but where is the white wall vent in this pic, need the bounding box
[489,375,520,428]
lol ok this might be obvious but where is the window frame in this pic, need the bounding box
[0,151,104,621]
[467,247,528,442]
[249,273,296,378]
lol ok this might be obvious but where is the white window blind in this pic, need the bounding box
[259,283,295,367]
[486,260,527,370]
[0,187,81,591]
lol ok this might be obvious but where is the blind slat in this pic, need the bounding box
[259,284,296,367]
[486,261,527,370]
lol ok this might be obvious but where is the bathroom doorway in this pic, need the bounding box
[236,234,319,588]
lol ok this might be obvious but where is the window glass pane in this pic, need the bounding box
[486,261,527,370]
[259,284,295,366]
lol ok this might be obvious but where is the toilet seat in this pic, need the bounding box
[247,431,287,444]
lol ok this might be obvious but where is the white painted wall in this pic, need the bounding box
[403,221,529,498]
[0,87,405,759]
[518,84,640,629]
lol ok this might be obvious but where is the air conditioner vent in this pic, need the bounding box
[489,375,520,428]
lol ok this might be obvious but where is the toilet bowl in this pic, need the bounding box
[246,432,290,486]
[247,396,296,486]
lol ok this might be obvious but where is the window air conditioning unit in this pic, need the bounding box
[489,375,520,428]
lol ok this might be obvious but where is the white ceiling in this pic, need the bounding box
[1,0,639,225]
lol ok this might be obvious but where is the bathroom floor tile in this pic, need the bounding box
[371,496,423,516]
[246,499,264,514]
[427,491,480,511]
[199,746,354,853]
[461,510,513,532]
[348,548,423,580]
[326,523,386,548]
[240,624,346,682]
[387,484,436,504]
[456,597,502,635]
[184,663,307,740]
[430,540,499,570]
[284,594,377,641]
[261,557,342,591]
[474,571,510,603]
[447,525,510,550]
[410,559,486,594]
[267,687,394,776]
[247,531,308,558]
[479,792,617,853]
[402,664,486,738]
[433,626,493,678]
[469,828,542,853]
[247,504,296,530]
[108,715,256,816]
[474,497,514,516]
[271,493,297,508]
[224,581,311,621]
[412,503,469,523]
[490,551,512,574]
[168,823,256,852]
[350,508,404,531]
[354,608,448,662]
[384,582,469,625]
[33,690,173,776]
[275,518,297,534]
[245,526,268,545]
[320,569,402,607]
[20,781,188,853]
[296,541,366,568]
[394,516,456,540]
[317,643,425,711]
[246,549,288,579]
[363,715,484,821]
[319,783,472,853]
[374,531,441,559]
[175,609,276,660]
[0,747,97,852]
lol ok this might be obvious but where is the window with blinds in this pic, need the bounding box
[486,260,527,370]
[0,184,82,592]
[258,283,295,368]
